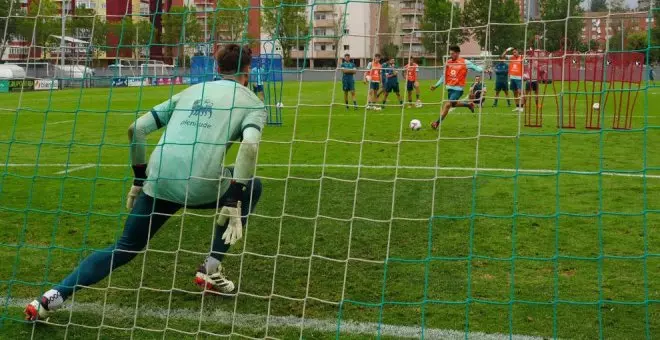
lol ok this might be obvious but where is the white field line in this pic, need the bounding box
[1,296,548,340]
[47,120,74,125]
[3,163,660,179]
[54,164,97,175]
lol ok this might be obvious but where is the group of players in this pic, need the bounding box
[339,45,542,130]
[339,53,422,111]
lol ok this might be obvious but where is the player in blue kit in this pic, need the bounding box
[492,61,511,107]
[381,57,403,106]
[25,44,265,321]
[251,59,266,101]
[340,53,358,110]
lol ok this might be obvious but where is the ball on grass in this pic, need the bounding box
[592,102,600,110]
[409,119,422,131]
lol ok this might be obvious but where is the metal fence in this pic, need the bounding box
[3,64,657,89]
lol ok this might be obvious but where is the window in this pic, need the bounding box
[331,44,336,50]
[315,13,326,20]
[314,28,326,36]
[344,29,349,34]
[321,44,327,51]
[315,44,322,51]
[343,45,349,50]
[298,45,305,50]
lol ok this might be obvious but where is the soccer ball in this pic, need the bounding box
[415,101,423,108]
[409,119,422,131]
[592,102,600,110]
[276,102,284,108]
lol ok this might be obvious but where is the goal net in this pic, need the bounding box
[0,0,658,338]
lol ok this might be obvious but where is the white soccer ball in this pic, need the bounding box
[276,102,284,108]
[592,102,600,110]
[409,119,422,131]
[415,101,423,108]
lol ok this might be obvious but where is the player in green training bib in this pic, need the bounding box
[340,53,358,110]
[25,45,266,321]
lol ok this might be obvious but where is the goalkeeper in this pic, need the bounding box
[25,44,265,321]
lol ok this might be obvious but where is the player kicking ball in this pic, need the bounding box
[382,57,403,107]
[430,45,483,129]
[25,44,265,321]
[404,58,422,108]
[340,53,358,110]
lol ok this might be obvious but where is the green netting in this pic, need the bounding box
[0,0,659,339]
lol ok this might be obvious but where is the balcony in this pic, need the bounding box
[314,36,338,43]
[314,19,336,28]
[400,49,434,58]
[401,22,420,30]
[313,50,336,59]
[402,36,422,44]
[291,50,336,59]
[291,50,307,59]
[314,4,334,12]
[400,7,423,15]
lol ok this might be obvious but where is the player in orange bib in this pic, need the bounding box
[429,45,483,129]
[364,53,383,110]
[501,47,524,112]
[404,58,422,108]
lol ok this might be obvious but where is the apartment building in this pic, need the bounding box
[581,11,655,48]
[290,0,375,68]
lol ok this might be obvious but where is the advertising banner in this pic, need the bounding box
[8,79,35,91]
[127,77,145,87]
[112,77,128,87]
[34,79,59,91]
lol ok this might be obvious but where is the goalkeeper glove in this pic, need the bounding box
[126,164,146,210]
[218,181,247,245]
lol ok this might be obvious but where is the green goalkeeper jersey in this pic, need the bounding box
[142,80,266,205]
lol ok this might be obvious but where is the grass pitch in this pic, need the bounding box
[0,79,659,339]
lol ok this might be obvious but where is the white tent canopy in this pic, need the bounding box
[0,64,27,79]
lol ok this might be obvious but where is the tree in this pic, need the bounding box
[262,0,308,65]
[608,0,628,12]
[462,0,522,54]
[214,0,249,42]
[421,0,466,62]
[608,30,624,51]
[15,0,60,50]
[68,7,95,40]
[626,32,646,51]
[135,19,154,59]
[381,42,399,59]
[162,6,202,63]
[535,0,583,52]
[589,0,607,12]
[107,18,136,48]
[0,0,19,62]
